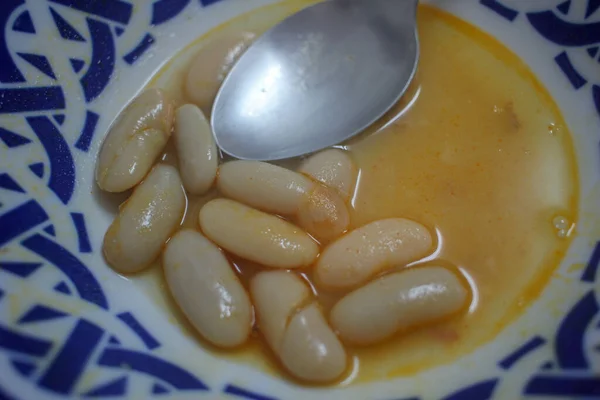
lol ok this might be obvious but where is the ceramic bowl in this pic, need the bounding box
[0,0,599,399]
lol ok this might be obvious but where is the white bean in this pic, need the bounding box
[199,199,318,268]
[97,89,174,193]
[330,267,468,345]
[315,218,433,289]
[185,33,255,113]
[103,164,186,274]
[174,104,218,195]
[251,271,347,382]
[163,230,252,348]
[299,149,357,200]
[218,160,350,242]
[218,160,312,215]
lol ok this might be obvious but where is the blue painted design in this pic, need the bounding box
[498,336,546,370]
[0,0,26,83]
[0,201,49,247]
[480,0,518,22]
[117,312,160,350]
[28,163,44,178]
[12,11,35,34]
[43,225,56,236]
[540,361,554,370]
[27,116,75,204]
[71,212,92,253]
[223,385,277,400]
[442,379,498,400]
[525,375,600,396]
[53,114,65,125]
[38,320,104,394]
[70,58,85,73]
[0,262,42,278]
[582,241,600,283]
[123,33,155,64]
[115,26,125,36]
[152,383,169,395]
[0,289,4,300]
[0,127,31,148]
[555,52,587,89]
[527,11,600,46]
[98,348,209,390]
[53,281,72,295]
[108,336,121,345]
[11,360,36,377]
[49,0,133,24]
[588,46,599,58]
[557,1,571,15]
[83,376,127,397]
[17,53,57,80]
[586,0,600,18]
[21,234,109,310]
[593,85,600,117]
[151,0,191,25]
[50,7,86,42]
[0,384,18,400]
[0,173,25,193]
[555,291,597,369]
[0,87,65,114]
[200,0,225,6]
[80,18,115,102]
[18,305,68,324]
[75,110,100,152]
[0,324,52,356]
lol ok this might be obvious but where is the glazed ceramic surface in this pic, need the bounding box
[0,0,599,399]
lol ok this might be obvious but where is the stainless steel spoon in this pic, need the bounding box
[211,0,419,161]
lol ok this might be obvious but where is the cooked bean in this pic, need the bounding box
[174,104,218,195]
[185,33,255,113]
[218,160,350,242]
[315,219,433,290]
[97,89,174,193]
[299,149,357,200]
[219,160,312,215]
[199,199,318,268]
[163,230,252,348]
[251,271,347,382]
[331,267,468,345]
[103,164,185,273]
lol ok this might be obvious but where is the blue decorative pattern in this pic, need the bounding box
[0,0,599,398]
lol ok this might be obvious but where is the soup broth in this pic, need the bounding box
[119,1,577,384]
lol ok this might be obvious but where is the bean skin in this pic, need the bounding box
[174,104,218,195]
[330,266,469,345]
[199,199,319,268]
[251,271,347,382]
[315,218,433,290]
[163,229,252,348]
[97,89,174,193]
[299,149,358,200]
[103,164,186,274]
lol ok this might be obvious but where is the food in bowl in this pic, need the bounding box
[94,1,578,385]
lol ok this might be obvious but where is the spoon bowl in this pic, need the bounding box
[211,0,419,161]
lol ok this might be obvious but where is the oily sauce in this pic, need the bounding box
[130,1,578,384]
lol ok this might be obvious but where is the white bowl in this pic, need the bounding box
[0,0,599,398]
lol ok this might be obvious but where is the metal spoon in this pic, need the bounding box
[211,0,419,161]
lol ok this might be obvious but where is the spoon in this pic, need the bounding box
[211,0,419,161]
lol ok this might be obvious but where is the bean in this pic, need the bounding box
[185,33,255,113]
[315,218,433,290]
[163,230,252,348]
[299,149,357,200]
[103,164,186,274]
[330,267,468,345]
[97,89,174,193]
[199,199,318,268]
[218,160,350,242]
[251,271,347,382]
[174,104,218,195]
